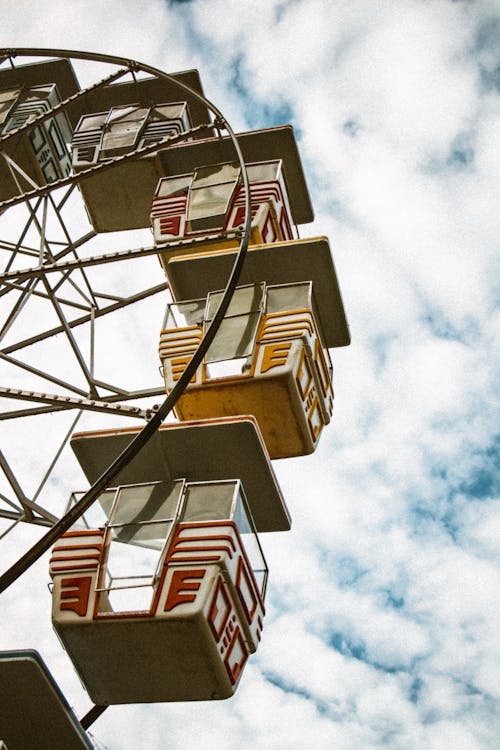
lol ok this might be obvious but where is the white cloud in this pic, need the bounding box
[0,1,500,748]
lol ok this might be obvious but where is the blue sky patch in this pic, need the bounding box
[422,311,478,344]
[262,671,330,716]
[343,119,361,137]
[458,436,500,500]
[476,17,500,92]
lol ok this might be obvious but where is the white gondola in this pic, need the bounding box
[152,160,295,270]
[0,58,80,201]
[0,82,72,181]
[69,70,209,232]
[0,58,79,202]
[50,417,289,704]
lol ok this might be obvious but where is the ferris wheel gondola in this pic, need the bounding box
[0,47,349,745]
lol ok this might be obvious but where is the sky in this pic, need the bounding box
[0,1,499,748]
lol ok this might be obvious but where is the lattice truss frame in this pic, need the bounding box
[0,50,221,536]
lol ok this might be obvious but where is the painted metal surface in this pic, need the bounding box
[69,416,289,532]
[50,477,267,703]
[0,49,254,540]
[152,159,294,266]
[160,283,334,458]
[0,650,94,749]
[0,80,74,201]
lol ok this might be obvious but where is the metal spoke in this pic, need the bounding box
[32,411,83,503]
[0,386,164,421]
[1,233,242,283]
[0,278,40,340]
[0,450,58,523]
[1,281,168,355]
[0,120,216,213]
[0,386,151,419]
[0,449,33,520]
[46,192,98,307]
[0,66,131,146]
[3,197,44,274]
[1,278,92,312]
[0,351,90,396]
[0,511,52,529]
[0,48,251,584]
[39,274,98,396]
[0,490,25,512]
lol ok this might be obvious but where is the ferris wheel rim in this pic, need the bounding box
[0,47,253,587]
[0,47,227,211]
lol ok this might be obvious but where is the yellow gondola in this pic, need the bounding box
[160,281,335,458]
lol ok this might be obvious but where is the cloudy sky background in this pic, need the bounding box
[0,1,499,748]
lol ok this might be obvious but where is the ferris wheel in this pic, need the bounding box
[0,48,349,748]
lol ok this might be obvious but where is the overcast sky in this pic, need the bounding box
[0,1,499,748]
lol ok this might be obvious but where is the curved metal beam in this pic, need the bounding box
[0,48,252,591]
